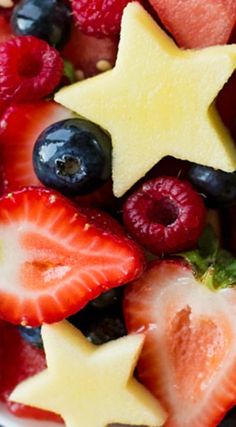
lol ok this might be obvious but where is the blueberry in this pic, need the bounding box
[188,164,236,208]
[18,325,43,348]
[68,290,126,345]
[11,0,72,49]
[33,118,112,196]
[89,287,123,310]
[70,308,126,345]
[84,314,126,345]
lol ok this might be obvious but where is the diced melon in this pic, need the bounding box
[149,0,236,48]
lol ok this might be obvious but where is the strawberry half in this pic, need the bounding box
[124,229,236,427]
[0,101,73,193]
[0,187,144,326]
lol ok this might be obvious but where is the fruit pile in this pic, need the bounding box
[0,1,236,427]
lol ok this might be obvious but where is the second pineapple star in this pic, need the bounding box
[55,2,236,197]
[10,321,166,427]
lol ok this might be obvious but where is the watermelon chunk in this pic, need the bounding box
[148,0,236,48]
[62,24,118,78]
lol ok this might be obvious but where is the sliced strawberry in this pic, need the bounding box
[62,24,118,77]
[0,321,62,422]
[78,206,125,236]
[0,187,144,326]
[124,259,236,427]
[0,101,73,193]
[0,15,12,43]
[148,0,236,48]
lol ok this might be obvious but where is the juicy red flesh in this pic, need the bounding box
[0,320,62,423]
[124,259,236,427]
[0,187,144,326]
[123,176,206,255]
[0,35,63,102]
[148,0,236,48]
[78,207,125,236]
[71,0,138,37]
[216,70,236,142]
[62,24,118,77]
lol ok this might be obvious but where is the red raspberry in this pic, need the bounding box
[0,36,63,102]
[123,176,206,255]
[71,0,137,38]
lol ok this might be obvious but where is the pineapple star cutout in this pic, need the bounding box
[55,2,236,197]
[10,321,166,427]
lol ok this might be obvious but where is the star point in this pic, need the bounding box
[10,320,166,427]
[55,2,236,196]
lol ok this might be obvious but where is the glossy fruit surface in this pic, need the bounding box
[33,118,112,196]
[188,164,236,207]
[11,0,72,48]
[0,187,144,326]
[0,101,72,193]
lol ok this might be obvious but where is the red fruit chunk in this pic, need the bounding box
[71,0,138,38]
[0,321,62,422]
[216,71,236,142]
[0,187,144,326]
[0,15,12,43]
[62,24,118,77]
[124,259,236,427]
[78,207,125,236]
[123,176,206,255]
[0,36,63,102]
[74,179,119,211]
[148,0,236,48]
[0,101,72,193]
[230,24,236,43]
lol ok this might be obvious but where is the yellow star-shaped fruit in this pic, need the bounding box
[55,2,236,197]
[10,321,166,427]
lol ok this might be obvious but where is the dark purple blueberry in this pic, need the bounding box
[89,287,123,310]
[11,0,72,49]
[188,164,236,208]
[33,118,112,196]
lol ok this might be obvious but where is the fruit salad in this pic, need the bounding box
[1,1,236,427]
